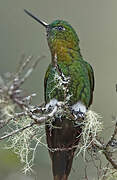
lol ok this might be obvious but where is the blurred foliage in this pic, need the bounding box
[0,145,20,179]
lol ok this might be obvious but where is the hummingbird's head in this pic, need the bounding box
[46,20,79,52]
[24,10,80,57]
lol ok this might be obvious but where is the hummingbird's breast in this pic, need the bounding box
[44,59,91,108]
[49,39,79,62]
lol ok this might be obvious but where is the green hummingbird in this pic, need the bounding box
[24,10,94,180]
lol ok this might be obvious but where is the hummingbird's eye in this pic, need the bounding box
[57,26,65,31]
[53,26,65,31]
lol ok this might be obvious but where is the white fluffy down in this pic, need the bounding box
[72,101,86,114]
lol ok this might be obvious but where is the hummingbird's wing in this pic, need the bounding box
[85,61,95,106]
[44,63,52,103]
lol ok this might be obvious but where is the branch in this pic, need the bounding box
[27,104,58,124]
[0,55,46,129]
[103,151,117,169]
[106,121,117,148]
[0,122,35,141]
[94,137,117,169]
[0,101,59,141]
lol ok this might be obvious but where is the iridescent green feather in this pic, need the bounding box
[44,58,94,108]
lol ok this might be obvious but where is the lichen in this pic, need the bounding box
[77,110,103,158]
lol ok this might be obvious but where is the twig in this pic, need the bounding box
[16,55,33,77]
[94,138,117,169]
[106,121,117,148]
[0,101,59,141]
[16,56,45,88]
[103,151,117,169]
[0,122,35,141]
[28,105,58,124]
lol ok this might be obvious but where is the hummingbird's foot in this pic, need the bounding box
[71,101,86,119]
[73,109,85,119]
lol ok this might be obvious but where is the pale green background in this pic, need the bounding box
[0,0,117,179]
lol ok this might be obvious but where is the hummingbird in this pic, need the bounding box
[24,9,94,180]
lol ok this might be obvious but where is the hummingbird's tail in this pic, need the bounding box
[46,117,82,180]
[52,149,74,180]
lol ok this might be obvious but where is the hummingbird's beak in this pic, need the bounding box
[24,9,48,28]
